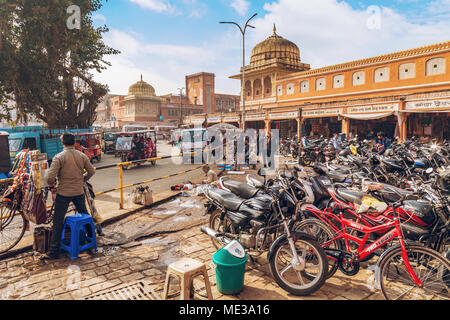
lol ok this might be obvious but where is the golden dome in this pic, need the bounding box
[128,75,156,97]
[250,24,301,69]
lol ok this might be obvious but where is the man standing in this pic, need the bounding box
[41,133,96,260]
[332,133,342,153]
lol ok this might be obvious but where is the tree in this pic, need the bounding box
[0,0,119,128]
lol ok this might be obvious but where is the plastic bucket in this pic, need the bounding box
[212,241,248,295]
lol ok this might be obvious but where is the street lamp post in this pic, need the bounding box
[178,87,185,127]
[220,13,257,132]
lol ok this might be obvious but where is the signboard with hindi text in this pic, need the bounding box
[348,103,398,114]
[406,99,450,111]
[302,108,343,118]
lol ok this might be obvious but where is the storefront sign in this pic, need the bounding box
[245,113,266,121]
[207,116,221,123]
[348,103,398,114]
[269,111,298,120]
[191,118,205,124]
[406,99,450,111]
[302,108,343,118]
[223,116,240,122]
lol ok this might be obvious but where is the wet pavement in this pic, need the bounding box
[0,195,389,301]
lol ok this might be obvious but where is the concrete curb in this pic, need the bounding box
[0,191,182,260]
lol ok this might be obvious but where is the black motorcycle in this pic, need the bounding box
[201,168,328,296]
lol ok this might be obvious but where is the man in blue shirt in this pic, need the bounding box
[332,133,342,151]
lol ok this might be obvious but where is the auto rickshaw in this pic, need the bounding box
[74,132,102,163]
[115,130,157,170]
[102,132,120,156]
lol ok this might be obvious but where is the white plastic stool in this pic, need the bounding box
[162,258,213,300]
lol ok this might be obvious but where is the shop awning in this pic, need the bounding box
[339,112,394,120]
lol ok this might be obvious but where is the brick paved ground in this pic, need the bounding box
[0,196,386,300]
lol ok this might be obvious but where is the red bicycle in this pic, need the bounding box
[295,195,450,300]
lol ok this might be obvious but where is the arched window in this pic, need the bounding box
[300,80,309,93]
[399,63,415,80]
[426,57,446,76]
[374,67,389,82]
[286,83,295,95]
[352,71,365,86]
[316,78,326,91]
[277,85,283,96]
[333,75,344,88]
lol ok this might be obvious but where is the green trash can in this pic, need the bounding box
[212,240,248,295]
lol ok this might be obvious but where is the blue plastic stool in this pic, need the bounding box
[61,213,97,260]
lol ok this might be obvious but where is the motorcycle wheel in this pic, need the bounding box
[269,235,328,296]
[293,219,342,279]
[209,209,235,250]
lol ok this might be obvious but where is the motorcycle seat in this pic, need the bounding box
[382,159,403,170]
[380,184,414,196]
[336,188,366,205]
[327,170,347,183]
[247,174,264,188]
[222,179,259,199]
[328,164,352,173]
[207,187,244,211]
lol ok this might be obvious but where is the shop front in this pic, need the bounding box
[244,113,266,131]
[301,108,343,139]
[206,116,222,128]
[222,115,241,129]
[268,111,299,139]
[339,103,399,139]
[404,98,450,141]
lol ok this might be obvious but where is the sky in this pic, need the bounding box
[91,0,450,97]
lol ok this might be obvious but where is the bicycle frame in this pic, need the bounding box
[302,204,423,286]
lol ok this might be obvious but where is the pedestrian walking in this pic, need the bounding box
[40,133,96,260]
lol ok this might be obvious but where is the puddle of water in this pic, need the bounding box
[141,237,162,245]
[169,198,202,209]
[152,209,178,216]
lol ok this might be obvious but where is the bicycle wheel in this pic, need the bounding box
[379,245,450,300]
[269,236,328,296]
[0,203,28,255]
[294,218,343,279]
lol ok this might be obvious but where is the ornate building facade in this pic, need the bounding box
[95,74,240,130]
[184,25,450,141]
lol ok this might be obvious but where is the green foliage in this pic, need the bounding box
[0,0,119,128]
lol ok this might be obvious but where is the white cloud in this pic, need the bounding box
[247,0,450,69]
[128,0,178,14]
[94,0,450,97]
[92,14,107,24]
[93,29,237,95]
[229,0,250,16]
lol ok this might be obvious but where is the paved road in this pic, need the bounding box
[91,141,203,196]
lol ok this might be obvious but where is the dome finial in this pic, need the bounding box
[140,74,143,81]
[273,23,277,35]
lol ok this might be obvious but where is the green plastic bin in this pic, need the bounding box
[212,240,248,295]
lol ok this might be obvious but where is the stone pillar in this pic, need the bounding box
[296,118,301,139]
[341,118,350,136]
[398,101,408,142]
[265,119,272,136]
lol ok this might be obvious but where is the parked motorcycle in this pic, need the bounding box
[201,168,329,296]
